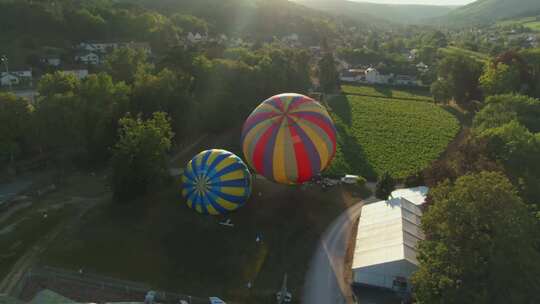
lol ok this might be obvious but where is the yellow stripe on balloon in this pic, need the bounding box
[215,197,239,211]
[206,203,218,215]
[214,157,237,172]
[220,187,246,196]
[205,151,220,169]
[242,119,272,165]
[218,170,245,181]
[272,118,288,184]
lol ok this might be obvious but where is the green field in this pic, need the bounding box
[325,94,460,179]
[41,177,361,303]
[496,16,540,31]
[341,85,433,102]
[525,21,540,31]
[439,46,489,63]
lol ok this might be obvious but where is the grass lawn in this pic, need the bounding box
[325,94,460,179]
[524,21,540,31]
[0,172,108,280]
[439,46,489,63]
[41,177,362,303]
[341,84,433,102]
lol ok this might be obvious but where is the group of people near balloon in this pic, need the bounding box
[181,93,338,215]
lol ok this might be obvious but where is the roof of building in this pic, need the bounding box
[390,186,428,206]
[341,69,366,77]
[352,197,424,270]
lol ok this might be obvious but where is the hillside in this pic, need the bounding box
[441,0,540,26]
[293,0,457,24]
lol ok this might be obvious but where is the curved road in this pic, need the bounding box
[302,201,366,304]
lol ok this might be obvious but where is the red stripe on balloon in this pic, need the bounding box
[291,112,337,144]
[288,120,312,183]
[252,123,277,176]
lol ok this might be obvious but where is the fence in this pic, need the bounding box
[15,265,209,304]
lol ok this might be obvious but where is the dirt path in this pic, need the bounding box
[0,196,106,296]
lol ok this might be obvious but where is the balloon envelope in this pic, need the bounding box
[241,93,336,184]
[181,149,252,215]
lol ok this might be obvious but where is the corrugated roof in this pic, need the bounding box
[390,186,429,206]
[352,198,424,270]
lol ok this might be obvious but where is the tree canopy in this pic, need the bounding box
[412,171,540,304]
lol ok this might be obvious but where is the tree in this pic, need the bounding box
[430,79,452,103]
[34,93,83,158]
[38,72,80,97]
[474,94,540,133]
[104,47,151,84]
[375,172,395,199]
[78,73,131,163]
[171,14,208,34]
[131,68,191,135]
[436,54,483,106]
[0,93,32,165]
[111,112,174,202]
[318,53,339,93]
[412,172,540,304]
[480,62,521,96]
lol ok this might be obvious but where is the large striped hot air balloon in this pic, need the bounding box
[241,93,337,184]
[181,149,252,215]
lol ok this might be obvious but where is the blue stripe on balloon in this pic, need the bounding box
[210,178,249,187]
[262,121,280,180]
[213,191,246,204]
[200,150,212,172]
[206,153,230,173]
[206,191,229,214]
[209,162,245,181]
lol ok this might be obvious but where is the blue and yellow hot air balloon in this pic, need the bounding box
[181,149,252,215]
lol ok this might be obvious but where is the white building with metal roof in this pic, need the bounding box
[390,186,429,206]
[352,196,425,292]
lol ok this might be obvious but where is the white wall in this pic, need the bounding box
[353,259,418,290]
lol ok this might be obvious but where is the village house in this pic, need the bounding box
[78,41,119,53]
[75,51,100,65]
[394,75,420,86]
[1,69,33,87]
[41,55,61,67]
[187,32,207,44]
[365,68,392,84]
[340,69,366,83]
[416,62,429,72]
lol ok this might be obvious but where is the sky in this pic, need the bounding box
[353,0,477,5]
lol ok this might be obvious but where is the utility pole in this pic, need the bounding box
[1,55,12,91]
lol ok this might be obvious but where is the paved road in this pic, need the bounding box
[303,193,380,304]
[302,202,364,304]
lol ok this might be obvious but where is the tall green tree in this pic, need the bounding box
[111,112,174,202]
[104,47,151,84]
[0,93,33,165]
[480,62,521,96]
[131,68,192,135]
[38,72,80,97]
[78,73,131,163]
[412,172,540,303]
[436,54,483,106]
[375,172,395,200]
[318,53,339,94]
